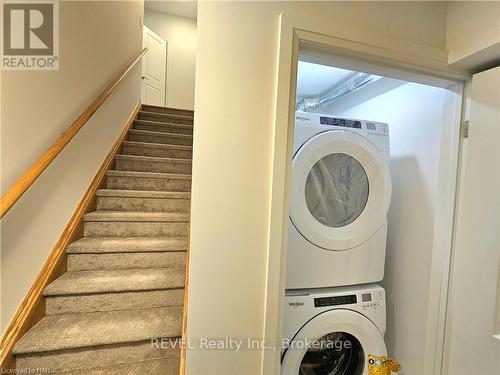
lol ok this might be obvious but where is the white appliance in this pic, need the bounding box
[287,111,391,288]
[282,284,387,375]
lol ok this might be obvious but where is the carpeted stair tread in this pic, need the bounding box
[96,189,190,199]
[13,306,182,355]
[106,170,191,192]
[127,129,193,140]
[115,154,192,165]
[67,252,185,272]
[44,268,185,296]
[107,170,191,180]
[115,155,191,174]
[138,110,193,123]
[55,356,180,375]
[133,119,193,130]
[67,237,187,254]
[14,340,180,374]
[122,141,193,159]
[139,110,193,120]
[141,104,193,116]
[83,211,190,222]
[123,140,192,150]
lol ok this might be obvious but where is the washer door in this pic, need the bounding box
[290,130,391,250]
[282,309,386,375]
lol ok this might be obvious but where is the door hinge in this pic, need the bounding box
[463,120,469,139]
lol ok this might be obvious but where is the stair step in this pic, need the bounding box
[123,140,193,159]
[133,119,193,135]
[67,237,187,253]
[96,189,191,212]
[55,357,180,375]
[115,154,192,174]
[142,104,193,117]
[138,110,193,125]
[128,129,193,146]
[83,211,189,237]
[15,340,180,374]
[96,189,190,198]
[46,288,184,315]
[83,211,190,222]
[68,252,185,271]
[44,268,184,315]
[44,268,184,296]
[107,170,191,192]
[13,306,182,355]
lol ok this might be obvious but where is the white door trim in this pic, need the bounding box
[261,13,470,374]
[440,68,500,374]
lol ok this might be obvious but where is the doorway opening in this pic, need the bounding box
[141,1,197,110]
[267,28,468,374]
[282,57,461,374]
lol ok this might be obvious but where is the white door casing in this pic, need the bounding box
[141,25,166,106]
[443,66,500,375]
[290,130,391,250]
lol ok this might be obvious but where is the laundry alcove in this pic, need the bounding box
[277,46,464,374]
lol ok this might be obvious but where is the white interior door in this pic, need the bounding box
[443,66,500,375]
[141,25,166,106]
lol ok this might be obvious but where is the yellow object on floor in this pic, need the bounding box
[368,354,401,375]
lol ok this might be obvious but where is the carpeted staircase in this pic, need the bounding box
[13,105,194,374]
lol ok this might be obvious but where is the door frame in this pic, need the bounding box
[440,69,500,374]
[262,13,472,374]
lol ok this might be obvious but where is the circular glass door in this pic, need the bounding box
[290,130,391,250]
[299,332,364,375]
[281,309,387,375]
[305,153,369,228]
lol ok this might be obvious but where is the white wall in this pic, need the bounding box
[144,10,196,110]
[188,1,449,373]
[447,2,500,67]
[1,0,144,332]
[319,80,447,375]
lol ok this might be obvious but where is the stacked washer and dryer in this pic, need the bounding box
[281,111,392,374]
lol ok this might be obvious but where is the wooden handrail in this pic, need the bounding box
[0,47,148,219]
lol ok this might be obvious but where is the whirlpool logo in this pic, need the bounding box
[288,301,304,308]
[296,116,310,121]
[2,0,59,70]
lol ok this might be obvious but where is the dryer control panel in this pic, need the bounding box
[314,294,357,307]
[320,116,362,129]
[361,289,384,312]
[294,111,390,156]
[283,283,387,342]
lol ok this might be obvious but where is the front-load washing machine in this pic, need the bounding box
[287,111,391,289]
[281,284,387,375]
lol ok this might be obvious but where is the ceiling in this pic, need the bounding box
[297,61,354,98]
[145,1,197,19]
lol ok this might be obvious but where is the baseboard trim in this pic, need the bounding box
[0,102,141,369]
[180,233,191,375]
